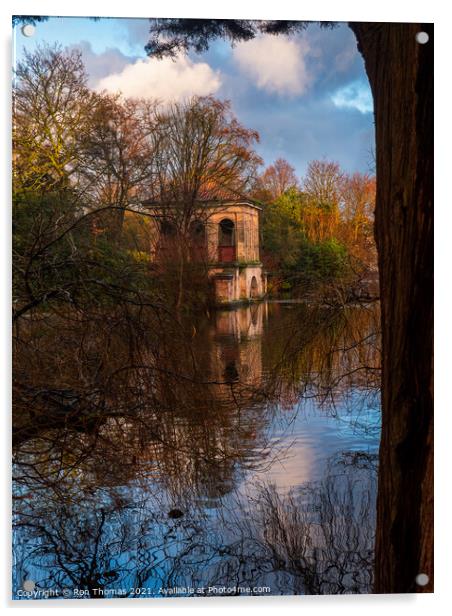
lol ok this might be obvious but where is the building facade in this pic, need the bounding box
[145,200,267,305]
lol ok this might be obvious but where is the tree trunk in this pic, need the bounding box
[349,23,433,593]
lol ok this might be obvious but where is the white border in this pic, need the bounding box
[1,1,450,613]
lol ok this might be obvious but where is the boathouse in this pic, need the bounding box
[143,199,267,305]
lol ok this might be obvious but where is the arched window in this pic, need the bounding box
[160,220,176,237]
[219,219,235,246]
[189,220,206,245]
[159,220,177,256]
[219,218,235,262]
[189,220,206,261]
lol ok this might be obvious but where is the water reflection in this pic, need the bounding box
[12,301,381,598]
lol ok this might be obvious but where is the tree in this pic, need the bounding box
[339,172,376,267]
[302,160,343,242]
[261,188,304,270]
[12,47,158,321]
[341,172,375,241]
[13,44,95,193]
[351,22,433,594]
[253,158,300,202]
[150,96,261,217]
[77,95,157,240]
[261,185,351,297]
[143,18,434,594]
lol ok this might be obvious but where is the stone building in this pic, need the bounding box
[144,199,267,305]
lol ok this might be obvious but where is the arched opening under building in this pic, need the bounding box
[218,218,235,262]
[250,276,259,299]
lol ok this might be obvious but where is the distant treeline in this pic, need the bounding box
[252,159,377,298]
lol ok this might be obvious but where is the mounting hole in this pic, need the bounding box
[415,573,429,586]
[21,24,35,37]
[416,31,429,45]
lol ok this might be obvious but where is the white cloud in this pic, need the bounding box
[95,55,221,101]
[331,81,373,114]
[68,42,135,88]
[232,36,311,97]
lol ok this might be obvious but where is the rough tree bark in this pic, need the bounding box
[350,22,434,593]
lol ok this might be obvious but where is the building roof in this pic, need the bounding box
[141,198,262,212]
[139,180,263,211]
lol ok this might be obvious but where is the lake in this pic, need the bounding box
[12,301,381,598]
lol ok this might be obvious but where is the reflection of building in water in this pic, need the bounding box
[210,303,266,394]
[143,199,267,304]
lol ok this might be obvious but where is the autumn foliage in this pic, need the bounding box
[253,159,377,298]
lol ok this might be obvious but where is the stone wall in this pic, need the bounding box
[210,265,266,304]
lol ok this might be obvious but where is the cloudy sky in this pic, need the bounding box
[13,16,375,178]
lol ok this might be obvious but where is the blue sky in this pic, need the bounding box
[13,17,375,178]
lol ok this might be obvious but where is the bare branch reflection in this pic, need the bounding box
[13,301,380,597]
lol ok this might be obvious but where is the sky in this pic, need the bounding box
[13,17,375,179]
